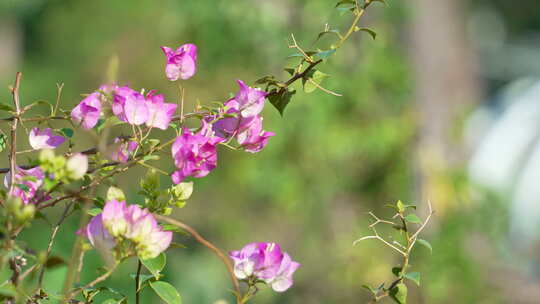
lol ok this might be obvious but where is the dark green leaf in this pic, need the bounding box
[45,256,67,269]
[268,89,296,116]
[416,239,432,254]
[404,272,420,286]
[389,283,408,304]
[141,253,166,279]
[355,27,377,39]
[0,103,14,112]
[149,281,182,304]
[391,267,402,277]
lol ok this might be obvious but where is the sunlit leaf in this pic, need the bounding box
[404,272,420,286]
[149,281,182,304]
[141,253,166,279]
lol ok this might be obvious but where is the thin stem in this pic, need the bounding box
[155,215,242,303]
[8,72,22,196]
[38,202,74,287]
[135,260,142,304]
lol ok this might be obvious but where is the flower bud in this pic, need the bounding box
[18,204,35,222]
[107,186,126,202]
[66,153,88,180]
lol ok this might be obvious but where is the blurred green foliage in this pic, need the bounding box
[0,0,515,303]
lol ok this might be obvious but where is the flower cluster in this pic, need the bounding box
[161,43,197,81]
[108,137,138,163]
[83,200,172,260]
[72,86,177,130]
[171,121,224,184]
[230,242,300,292]
[212,80,275,153]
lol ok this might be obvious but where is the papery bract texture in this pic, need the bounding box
[229,242,299,292]
[171,121,224,184]
[161,44,198,81]
[29,128,65,150]
[87,200,172,260]
[71,92,102,129]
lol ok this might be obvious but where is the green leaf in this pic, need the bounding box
[87,208,102,216]
[396,200,405,213]
[404,214,421,224]
[315,49,337,59]
[416,238,432,254]
[0,103,14,112]
[404,272,420,286]
[141,253,166,279]
[389,283,408,304]
[268,88,296,116]
[354,27,377,39]
[303,70,329,93]
[60,128,74,138]
[361,284,377,295]
[143,154,160,161]
[391,267,402,277]
[149,281,182,304]
[0,134,6,152]
[335,0,356,8]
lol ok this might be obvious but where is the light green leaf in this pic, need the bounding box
[404,214,421,224]
[303,70,330,93]
[87,208,102,216]
[404,272,420,286]
[396,200,405,213]
[141,253,166,279]
[389,283,407,304]
[150,281,181,304]
[0,134,6,152]
[416,238,432,254]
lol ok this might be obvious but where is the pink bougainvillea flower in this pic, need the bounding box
[28,128,65,150]
[3,167,46,205]
[71,92,102,129]
[84,214,116,251]
[145,90,177,130]
[236,116,275,153]
[229,242,300,292]
[108,138,138,163]
[265,252,301,292]
[171,121,224,184]
[88,200,172,259]
[210,96,274,153]
[111,86,149,125]
[233,80,267,118]
[161,43,198,81]
[211,99,255,138]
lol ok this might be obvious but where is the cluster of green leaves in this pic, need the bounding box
[256,0,384,116]
[139,169,193,215]
[358,200,433,304]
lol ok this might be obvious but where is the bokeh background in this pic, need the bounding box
[1,0,540,303]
